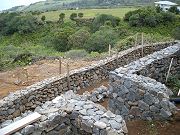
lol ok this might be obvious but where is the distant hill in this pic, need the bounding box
[3,0,180,12]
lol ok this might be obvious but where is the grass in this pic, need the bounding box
[40,7,137,21]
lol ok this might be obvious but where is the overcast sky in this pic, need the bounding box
[0,0,45,10]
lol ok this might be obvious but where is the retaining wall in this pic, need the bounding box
[108,43,180,120]
[1,91,127,135]
[0,42,175,123]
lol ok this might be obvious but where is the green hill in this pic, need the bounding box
[3,0,180,12]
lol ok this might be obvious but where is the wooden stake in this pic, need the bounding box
[66,61,70,90]
[135,33,138,47]
[109,44,111,57]
[166,58,174,82]
[59,57,62,75]
[116,50,118,68]
[141,32,144,57]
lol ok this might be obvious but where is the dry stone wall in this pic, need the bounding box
[108,43,180,120]
[0,42,176,123]
[1,91,128,135]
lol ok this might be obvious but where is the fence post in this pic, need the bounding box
[66,61,70,90]
[59,57,62,75]
[109,44,111,57]
[166,58,174,83]
[135,33,138,47]
[141,32,144,57]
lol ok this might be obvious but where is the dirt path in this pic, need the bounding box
[0,59,96,99]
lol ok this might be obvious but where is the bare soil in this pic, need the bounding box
[0,59,95,99]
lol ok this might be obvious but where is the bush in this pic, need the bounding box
[173,27,180,40]
[78,13,84,18]
[65,49,88,59]
[169,6,179,14]
[92,14,121,32]
[68,27,90,49]
[125,7,176,27]
[70,13,77,20]
[84,27,119,53]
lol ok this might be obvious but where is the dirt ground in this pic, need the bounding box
[0,59,96,99]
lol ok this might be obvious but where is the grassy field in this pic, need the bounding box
[41,7,137,21]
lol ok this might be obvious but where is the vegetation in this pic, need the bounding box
[0,6,179,71]
[167,73,180,96]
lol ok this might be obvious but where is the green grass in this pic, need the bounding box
[40,7,137,21]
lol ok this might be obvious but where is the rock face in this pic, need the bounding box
[0,42,174,123]
[109,44,180,120]
[2,91,127,135]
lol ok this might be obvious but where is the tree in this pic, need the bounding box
[78,13,84,18]
[41,15,46,22]
[84,27,119,53]
[92,14,120,32]
[169,6,179,14]
[59,13,65,22]
[70,13,77,20]
[68,27,90,49]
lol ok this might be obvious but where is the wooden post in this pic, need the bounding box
[166,58,174,82]
[116,50,118,68]
[109,44,111,57]
[66,61,70,90]
[135,33,138,47]
[59,57,62,75]
[141,32,144,57]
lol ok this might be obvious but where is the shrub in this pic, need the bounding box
[59,13,65,22]
[92,14,121,32]
[78,13,84,18]
[41,15,46,22]
[84,27,119,53]
[169,6,179,14]
[125,7,176,27]
[65,49,88,59]
[70,13,77,20]
[173,27,180,40]
[68,27,90,49]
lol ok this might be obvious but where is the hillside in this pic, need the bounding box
[4,0,180,12]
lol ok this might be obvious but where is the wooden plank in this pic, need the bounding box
[0,112,41,135]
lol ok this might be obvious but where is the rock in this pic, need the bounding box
[8,108,15,115]
[150,106,159,113]
[160,108,172,118]
[121,105,129,115]
[160,99,169,111]
[81,120,93,133]
[1,120,13,128]
[13,110,21,117]
[114,115,123,123]
[144,94,155,105]
[103,111,116,118]
[109,120,121,129]
[94,121,107,129]
[129,107,141,116]
[21,125,35,135]
[138,100,149,111]
[79,109,87,115]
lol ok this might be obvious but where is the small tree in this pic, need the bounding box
[59,13,65,22]
[169,6,179,14]
[78,13,84,18]
[41,15,46,22]
[173,27,180,40]
[70,13,77,20]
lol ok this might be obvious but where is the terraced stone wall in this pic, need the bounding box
[109,44,180,120]
[0,42,175,123]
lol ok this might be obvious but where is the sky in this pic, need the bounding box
[0,0,45,10]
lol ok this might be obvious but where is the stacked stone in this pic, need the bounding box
[109,43,180,120]
[1,91,127,135]
[0,42,175,123]
[82,85,109,103]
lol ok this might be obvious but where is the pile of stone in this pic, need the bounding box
[1,91,127,135]
[83,85,110,103]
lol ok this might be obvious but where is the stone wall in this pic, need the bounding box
[1,91,127,135]
[0,42,176,123]
[108,43,180,120]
